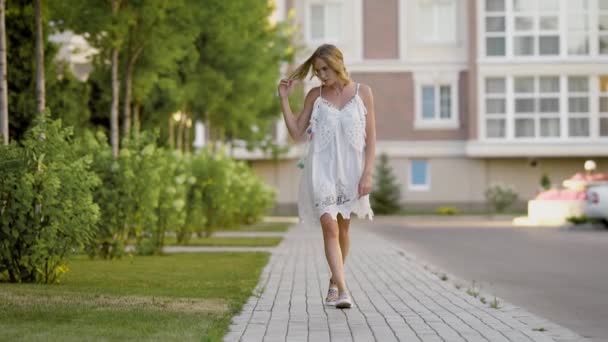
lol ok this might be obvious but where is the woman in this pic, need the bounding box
[277,44,376,309]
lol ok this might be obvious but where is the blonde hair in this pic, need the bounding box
[288,44,350,85]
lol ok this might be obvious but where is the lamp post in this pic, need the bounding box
[169,111,183,150]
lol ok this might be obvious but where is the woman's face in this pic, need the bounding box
[313,57,338,86]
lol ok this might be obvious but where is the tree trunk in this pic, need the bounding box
[122,65,131,137]
[133,101,140,134]
[176,114,185,152]
[110,0,121,158]
[110,48,119,158]
[35,0,45,114]
[0,0,8,145]
[184,116,190,154]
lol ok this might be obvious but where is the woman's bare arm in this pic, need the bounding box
[279,85,319,141]
[360,84,377,178]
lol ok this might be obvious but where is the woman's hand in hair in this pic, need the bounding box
[277,79,295,99]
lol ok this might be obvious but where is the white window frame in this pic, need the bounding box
[306,2,343,45]
[414,72,460,130]
[511,1,560,57]
[408,159,430,191]
[484,76,508,139]
[599,0,608,55]
[415,0,458,45]
[479,0,608,61]
[567,75,592,138]
[480,74,608,141]
[600,75,608,137]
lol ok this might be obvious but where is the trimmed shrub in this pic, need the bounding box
[0,116,100,283]
[484,184,519,213]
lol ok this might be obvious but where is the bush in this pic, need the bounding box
[435,206,460,215]
[189,149,275,238]
[540,173,551,190]
[76,131,161,258]
[370,153,401,214]
[150,149,191,254]
[0,116,100,283]
[484,184,519,213]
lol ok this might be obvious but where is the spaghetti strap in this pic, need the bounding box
[356,83,360,95]
[319,84,323,98]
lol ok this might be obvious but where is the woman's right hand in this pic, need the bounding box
[277,79,294,99]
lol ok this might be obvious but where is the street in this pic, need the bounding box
[362,217,608,342]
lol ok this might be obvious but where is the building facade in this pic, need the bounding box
[236,0,608,213]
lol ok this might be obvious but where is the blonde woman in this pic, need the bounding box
[277,44,376,309]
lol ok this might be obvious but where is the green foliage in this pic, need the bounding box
[0,116,100,283]
[188,149,276,238]
[151,149,191,254]
[435,206,460,215]
[565,215,601,225]
[370,153,401,214]
[75,131,162,258]
[540,173,551,190]
[484,184,519,213]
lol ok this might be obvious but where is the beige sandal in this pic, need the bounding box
[325,279,339,306]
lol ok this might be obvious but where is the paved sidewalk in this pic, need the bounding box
[225,222,587,342]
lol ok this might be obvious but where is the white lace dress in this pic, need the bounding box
[297,83,374,224]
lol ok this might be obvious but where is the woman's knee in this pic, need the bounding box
[320,214,339,239]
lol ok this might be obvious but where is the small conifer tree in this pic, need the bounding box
[370,153,402,214]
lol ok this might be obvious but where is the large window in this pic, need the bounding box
[600,0,608,54]
[417,0,457,43]
[485,0,507,56]
[483,0,608,57]
[308,3,342,43]
[513,76,561,137]
[409,160,430,190]
[484,77,507,138]
[483,75,606,140]
[513,0,560,56]
[567,76,590,137]
[567,0,590,55]
[600,76,608,136]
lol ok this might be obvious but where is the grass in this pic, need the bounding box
[164,236,282,247]
[222,222,290,232]
[0,252,269,341]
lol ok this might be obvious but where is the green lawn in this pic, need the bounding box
[0,252,269,341]
[165,236,282,247]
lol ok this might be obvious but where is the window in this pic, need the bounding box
[417,0,457,43]
[417,83,458,128]
[484,0,506,56]
[600,76,608,136]
[512,76,561,138]
[600,0,608,54]
[568,76,590,137]
[484,77,507,138]
[309,3,342,43]
[567,0,590,55]
[483,0,608,57]
[512,0,560,56]
[482,75,608,140]
[409,160,430,190]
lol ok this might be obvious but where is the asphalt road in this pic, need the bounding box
[361,218,608,341]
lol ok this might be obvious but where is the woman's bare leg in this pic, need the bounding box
[320,213,347,292]
[337,214,351,264]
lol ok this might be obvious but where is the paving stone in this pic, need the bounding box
[224,222,589,342]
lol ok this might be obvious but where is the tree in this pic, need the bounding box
[0,0,7,145]
[370,153,402,214]
[51,0,131,157]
